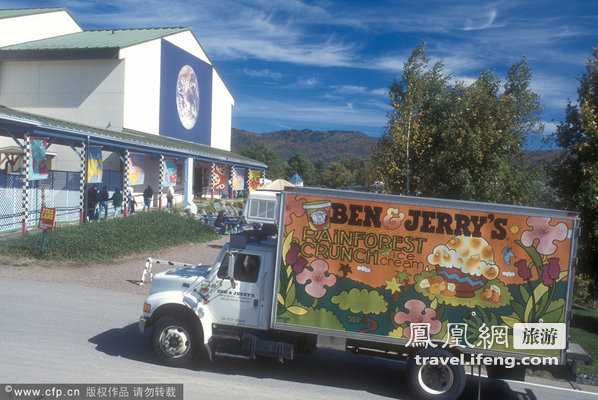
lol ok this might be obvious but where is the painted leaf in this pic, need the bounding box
[287,305,308,316]
[285,283,296,308]
[500,314,521,328]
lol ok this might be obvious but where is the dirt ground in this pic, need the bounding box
[0,236,230,297]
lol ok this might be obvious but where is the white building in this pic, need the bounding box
[0,7,265,233]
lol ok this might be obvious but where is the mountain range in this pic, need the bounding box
[231,128,378,162]
[231,128,564,163]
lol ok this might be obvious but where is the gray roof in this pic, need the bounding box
[0,105,266,170]
[0,27,189,51]
[0,7,66,19]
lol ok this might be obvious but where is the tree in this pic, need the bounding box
[371,43,542,205]
[320,162,352,189]
[238,144,284,179]
[371,43,449,195]
[551,45,598,280]
[284,152,317,186]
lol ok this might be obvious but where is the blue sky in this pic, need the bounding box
[4,0,598,149]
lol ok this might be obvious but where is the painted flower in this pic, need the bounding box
[540,258,561,286]
[285,196,306,225]
[296,259,337,299]
[286,242,308,274]
[515,259,532,281]
[394,299,441,339]
[520,217,568,255]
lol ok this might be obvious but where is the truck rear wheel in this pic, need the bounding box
[151,316,197,366]
[406,348,465,400]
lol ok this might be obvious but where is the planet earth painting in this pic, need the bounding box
[176,65,199,130]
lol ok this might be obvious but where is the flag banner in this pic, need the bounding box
[128,152,145,185]
[29,137,49,180]
[233,168,245,191]
[162,157,177,187]
[213,164,227,190]
[249,170,261,191]
[87,146,103,183]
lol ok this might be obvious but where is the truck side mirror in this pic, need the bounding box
[227,252,236,289]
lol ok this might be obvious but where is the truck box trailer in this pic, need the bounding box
[139,187,591,399]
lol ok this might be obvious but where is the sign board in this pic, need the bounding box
[38,206,57,231]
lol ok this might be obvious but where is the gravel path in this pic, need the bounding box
[0,236,230,297]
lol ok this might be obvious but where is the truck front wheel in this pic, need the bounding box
[151,316,197,366]
[406,348,466,400]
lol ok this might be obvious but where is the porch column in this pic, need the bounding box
[183,157,197,214]
[122,150,129,217]
[21,134,30,236]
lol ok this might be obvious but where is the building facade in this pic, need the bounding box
[0,7,266,234]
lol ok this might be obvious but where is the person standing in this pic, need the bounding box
[127,188,137,214]
[166,186,174,209]
[143,184,153,212]
[87,184,99,221]
[98,186,109,220]
[110,187,123,218]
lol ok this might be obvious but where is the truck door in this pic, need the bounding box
[208,251,262,328]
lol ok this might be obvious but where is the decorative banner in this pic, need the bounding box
[128,153,145,185]
[87,146,103,183]
[213,164,227,190]
[249,170,261,191]
[159,40,213,146]
[232,168,245,191]
[29,137,49,180]
[162,157,177,187]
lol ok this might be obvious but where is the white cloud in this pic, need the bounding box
[296,77,318,87]
[241,68,283,80]
[331,85,387,96]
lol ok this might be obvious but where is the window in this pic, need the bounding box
[217,253,261,283]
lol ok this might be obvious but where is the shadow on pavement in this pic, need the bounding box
[89,323,537,399]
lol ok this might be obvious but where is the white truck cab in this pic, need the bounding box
[139,224,291,365]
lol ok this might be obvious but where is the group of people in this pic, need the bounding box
[87,184,169,221]
[86,184,124,221]
[213,210,247,234]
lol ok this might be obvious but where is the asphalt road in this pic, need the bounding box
[1,277,597,400]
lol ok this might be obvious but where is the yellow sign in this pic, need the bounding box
[38,206,57,231]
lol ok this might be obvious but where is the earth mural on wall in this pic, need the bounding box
[176,65,199,130]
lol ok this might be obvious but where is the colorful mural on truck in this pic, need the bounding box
[277,194,577,357]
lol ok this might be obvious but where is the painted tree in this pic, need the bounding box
[332,288,388,333]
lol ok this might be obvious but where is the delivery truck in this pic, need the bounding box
[139,187,591,399]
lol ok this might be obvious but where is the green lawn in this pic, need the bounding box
[0,211,219,262]
[570,305,598,375]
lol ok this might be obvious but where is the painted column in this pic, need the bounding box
[159,155,164,210]
[183,157,197,214]
[122,150,129,217]
[21,134,30,236]
[78,142,86,223]
[210,162,215,201]
[229,165,235,199]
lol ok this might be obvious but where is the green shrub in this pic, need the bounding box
[0,212,219,262]
[573,273,594,305]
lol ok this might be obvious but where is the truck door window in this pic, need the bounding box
[233,254,261,283]
[217,255,230,279]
